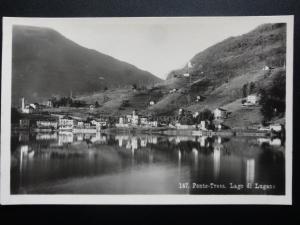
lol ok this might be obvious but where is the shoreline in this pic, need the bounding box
[12,125,272,137]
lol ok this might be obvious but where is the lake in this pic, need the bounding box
[11,131,285,195]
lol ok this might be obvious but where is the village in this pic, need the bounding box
[15,91,284,138]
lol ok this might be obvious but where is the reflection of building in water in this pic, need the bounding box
[20,145,28,173]
[175,136,196,144]
[115,135,159,151]
[131,137,138,152]
[192,148,198,168]
[19,132,29,142]
[90,133,107,143]
[198,136,207,147]
[76,134,84,141]
[19,145,34,172]
[246,158,255,184]
[36,133,58,140]
[148,136,157,144]
[58,132,74,146]
[115,135,130,147]
[126,140,131,150]
[140,138,147,147]
[178,149,182,168]
[257,138,282,146]
[213,145,221,180]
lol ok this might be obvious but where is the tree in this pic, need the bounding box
[259,73,285,121]
[95,101,100,108]
[249,82,255,94]
[242,83,248,97]
[195,109,214,123]
[11,107,21,124]
[132,84,137,90]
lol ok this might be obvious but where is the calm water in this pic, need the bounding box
[11,131,285,194]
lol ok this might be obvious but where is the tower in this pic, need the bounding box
[21,97,25,112]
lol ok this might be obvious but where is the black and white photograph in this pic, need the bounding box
[1,16,293,204]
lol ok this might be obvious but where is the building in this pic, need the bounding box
[36,120,58,129]
[213,108,228,120]
[178,108,184,115]
[169,88,178,93]
[193,112,199,118]
[140,117,148,126]
[19,119,30,129]
[270,124,282,132]
[198,120,209,131]
[20,97,39,114]
[89,105,95,111]
[148,121,158,127]
[175,123,196,129]
[131,110,139,125]
[58,116,74,130]
[149,101,155,106]
[262,66,274,71]
[245,94,258,105]
[46,99,53,108]
[90,119,107,130]
[116,116,130,128]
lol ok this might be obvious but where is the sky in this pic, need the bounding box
[10,17,285,79]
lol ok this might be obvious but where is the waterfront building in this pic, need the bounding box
[270,124,282,132]
[198,120,208,131]
[58,116,74,130]
[36,120,58,129]
[132,110,139,125]
[175,123,196,129]
[19,119,30,129]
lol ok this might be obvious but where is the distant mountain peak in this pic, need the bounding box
[12,25,162,105]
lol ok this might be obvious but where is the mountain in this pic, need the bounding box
[150,23,286,125]
[167,23,286,81]
[12,25,162,105]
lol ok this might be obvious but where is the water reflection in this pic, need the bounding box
[11,131,285,195]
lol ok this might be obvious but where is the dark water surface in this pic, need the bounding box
[11,131,285,194]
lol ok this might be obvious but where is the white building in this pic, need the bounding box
[193,112,199,118]
[132,110,139,125]
[36,120,58,129]
[262,66,274,71]
[169,88,178,93]
[175,123,196,129]
[46,99,53,108]
[140,117,148,126]
[270,124,282,132]
[245,94,258,105]
[213,108,228,120]
[149,101,155,106]
[21,97,35,114]
[198,120,208,131]
[58,116,74,130]
[148,121,158,127]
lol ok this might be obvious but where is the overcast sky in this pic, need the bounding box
[11,17,284,79]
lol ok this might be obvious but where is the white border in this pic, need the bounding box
[1,16,293,205]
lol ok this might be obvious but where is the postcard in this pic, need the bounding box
[1,16,293,204]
